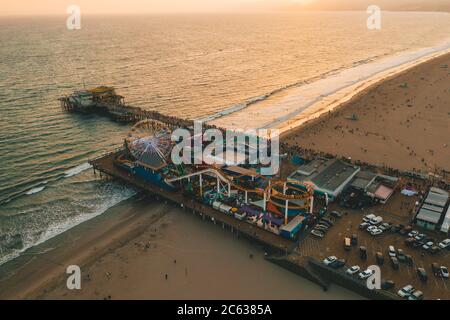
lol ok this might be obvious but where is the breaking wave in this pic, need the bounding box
[64,163,92,178]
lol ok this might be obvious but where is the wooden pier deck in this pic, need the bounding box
[89,151,295,253]
[60,94,196,126]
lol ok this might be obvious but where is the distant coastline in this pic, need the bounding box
[208,37,450,134]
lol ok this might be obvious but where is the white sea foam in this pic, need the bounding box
[64,162,92,178]
[0,186,136,266]
[209,38,450,133]
[25,186,46,195]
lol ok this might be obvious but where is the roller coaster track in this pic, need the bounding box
[165,165,313,203]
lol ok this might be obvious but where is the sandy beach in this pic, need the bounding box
[0,195,360,300]
[283,52,450,173]
[1,27,449,302]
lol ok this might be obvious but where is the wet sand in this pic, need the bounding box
[283,52,450,173]
[0,196,361,300]
[5,44,450,302]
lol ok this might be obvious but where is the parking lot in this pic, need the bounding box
[297,192,450,300]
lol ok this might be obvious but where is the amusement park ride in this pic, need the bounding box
[114,119,316,239]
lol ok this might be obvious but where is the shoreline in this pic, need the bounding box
[0,193,361,300]
[0,195,159,299]
[207,39,450,134]
[280,48,450,138]
[2,34,449,302]
[282,49,450,173]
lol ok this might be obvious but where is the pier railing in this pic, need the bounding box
[89,147,124,165]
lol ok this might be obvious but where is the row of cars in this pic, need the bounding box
[403,230,450,255]
[387,245,448,279]
[397,285,424,300]
[322,256,396,290]
[387,245,413,270]
[359,214,390,236]
[322,255,446,300]
[311,212,341,239]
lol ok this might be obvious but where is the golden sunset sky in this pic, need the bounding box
[0,0,448,15]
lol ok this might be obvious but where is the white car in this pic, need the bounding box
[408,231,419,238]
[422,241,434,250]
[358,269,375,280]
[346,265,361,276]
[363,214,376,223]
[438,239,450,249]
[440,266,449,279]
[388,246,396,257]
[370,228,383,236]
[408,290,424,301]
[323,256,337,266]
[367,226,378,233]
[398,285,415,298]
[370,216,383,225]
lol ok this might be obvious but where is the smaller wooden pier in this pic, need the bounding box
[59,86,195,126]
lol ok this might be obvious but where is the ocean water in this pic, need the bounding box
[1,12,450,265]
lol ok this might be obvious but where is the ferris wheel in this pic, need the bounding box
[125,119,174,169]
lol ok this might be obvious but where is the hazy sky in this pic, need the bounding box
[0,0,447,16]
[0,0,310,15]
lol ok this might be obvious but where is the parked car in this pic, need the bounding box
[359,222,371,230]
[381,280,395,290]
[370,216,383,225]
[363,214,376,223]
[432,263,441,274]
[344,237,352,251]
[438,239,450,250]
[316,222,329,228]
[351,234,358,246]
[370,228,383,236]
[330,259,346,269]
[391,257,400,270]
[346,265,361,276]
[330,211,342,219]
[376,252,385,265]
[311,230,325,239]
[440,266,449,279]
[413,240,424,249]
[405,255,413,266]
[415,233,426,242]
[390,225,401,233]
[417,268,428,282]
[422,241,434,251]
[429,246,441,255]
[388,246,396,257]
[314,228,328,235]
[360,246,367,260]
[320,219,333,227]
[315,224,329,231]
[323,256,337,266]
[321,218,334,226]
[408,231,419,238]
[358,268,375,280]
[408,290,424,301]
[397,285,415,298]
[397,249,406,263]
[367,225,378,233]
[379,222,391,231]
